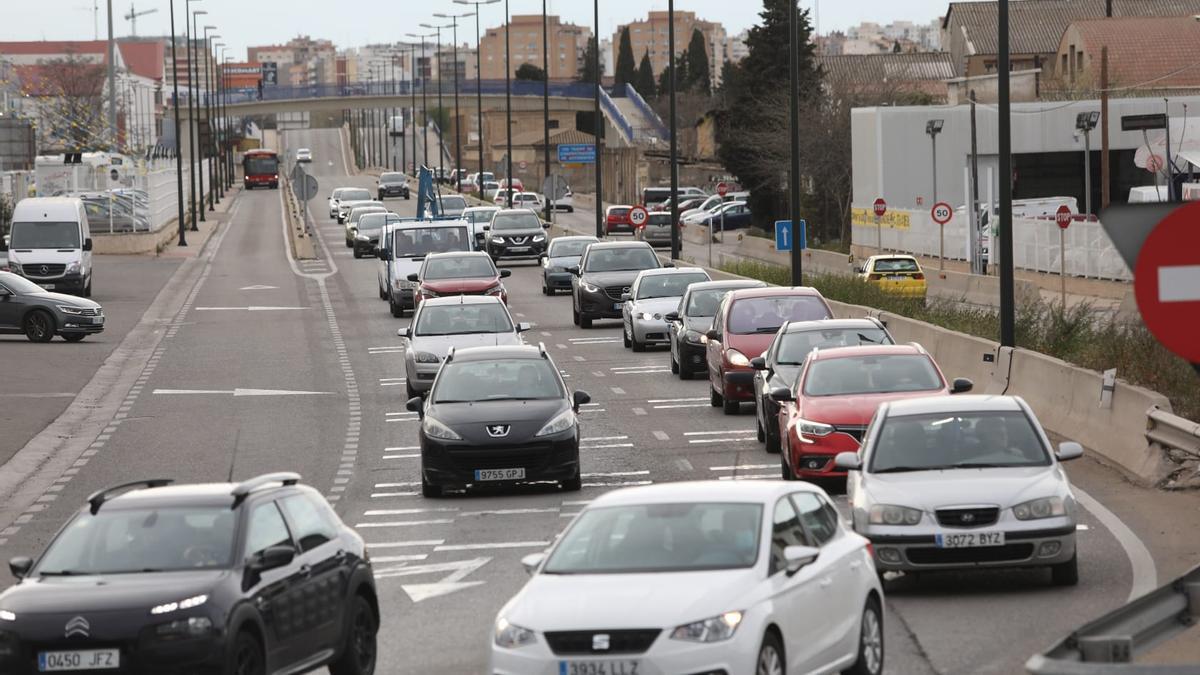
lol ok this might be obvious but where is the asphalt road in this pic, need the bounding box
[0,126,1144,675]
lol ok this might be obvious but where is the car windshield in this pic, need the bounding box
[543,502,762,574]
[36,506,236,575]
[874,258,921,273]
[415,303,513,336]
[636,272,709,299]
[244,157,278,175]
[433,358,561,403]
[548,239,593,258]
[340,188,371,202]
[686,288,741,317]
[869,411,1051,472]
[423,255,496,280]
[0,272,47,295]
[727,296,830,334]
[439,196,467,211]
[350,208,385,223]
[464,209,497,224]
[8,221,81,249]
[584,247,659,273]
[393,226,471,257]
[803,354,943,396]
[380,173,405,184]
[491,213,540,231]
[357,214,397,233]
[777,327,893,365]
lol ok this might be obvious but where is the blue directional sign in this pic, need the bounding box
[774,219,807,252]
[557,143,596,164]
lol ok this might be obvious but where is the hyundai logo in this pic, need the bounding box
[64,616,90,638]
[960,513,976,523]
[486,424,510,438]
[592,633,610,651]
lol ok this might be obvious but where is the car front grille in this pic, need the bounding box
[543,629,662,656]
[76,307,102,317]
[833,425,867,443]
[446,444,556,470]
[935,507,1000,528]
[26,264,66,277]
[604,285,630,301]
[906,543,1034,565]
[506,236,530,245]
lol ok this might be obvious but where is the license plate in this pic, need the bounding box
[613,303,622,311]
[935,531,1005,548]
[474,468,525,481]
[39,649,120,671]
[560,660,640,675]
[38,283,55,290]
[887,275,908,281]
[508,246,530,253]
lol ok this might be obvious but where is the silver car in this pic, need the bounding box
[436,194,468,218]
[620,267,710,351]
[337,196,379,223]
[399,295,531,398]
[839,394,1083,586]
[637,211,676,247]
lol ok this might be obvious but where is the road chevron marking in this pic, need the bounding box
[373,556,492,602]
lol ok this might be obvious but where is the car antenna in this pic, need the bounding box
[226,427,242,483]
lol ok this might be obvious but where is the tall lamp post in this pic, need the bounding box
[926,118,944,268]
[1075,111,1099,217]
[190,9,208,224]
[667,0,680,260]
[593,0,602,238]
[184,2,205,227]
[409,43,418,174]
[407,32,437,172]
[212,41,226,199]
[168,0,186,246]
[540,0,551,222]
[202,27,219,208]
[787,0,802,284]
[435,10,474,189]
[421,21,453,187]
[998,0,1015,348]
[453,0,498,188]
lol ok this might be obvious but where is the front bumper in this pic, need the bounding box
[676,339,707,371]
[631,317,671,345]
[865,524,1077,573]
[786,428,861,478]
[577,288,623,319]
[405,360,439,393]
[21,272,86,293]
[488,239,547,260]
[421,432,579,487]
[379,187,409,198]
[354,237,380,254]
[0,619,226,675]
[543,270,573,290]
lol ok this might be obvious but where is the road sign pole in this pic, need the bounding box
[708,215,713,267]
[1060,228,1066,309]
[875,215,881,253]
[720,207,725,245]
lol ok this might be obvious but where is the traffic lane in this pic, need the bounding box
[0,255,180,465]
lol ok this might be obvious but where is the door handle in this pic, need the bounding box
[298,564,312,578]
[849,560,862,571]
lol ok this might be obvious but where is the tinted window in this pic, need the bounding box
[584,247,660,272]
[791,493,839,546]
[440,196,467,211]
[380,173,405,183]
[0,272,46,295]
[548,238,594,258]
[870,411,1050,472]
[636,273,709,300]
[340,188,372,202]
[279,495,339,553]
[423,255,496,280]
[685,288,738,317]
[544,503,761,574]
[393,226,471,256]
[246,502,293,558]
[350,207,385,223]
[646,213,672,225]
[244,157,278,175]
[769,497,809,575]
[776,327,892,365]
[803,354,943,397]
[608,207,630,217]
[9,221,81,249]
[491,212,541,231]
[433,358,562,403]
[873,258,921,273]
[464,209,498,224]
[415,303,514,336]
[727,296,831,334]
[357,213,398,232]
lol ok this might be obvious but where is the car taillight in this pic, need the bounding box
[866,542,875,559]
[868,274,882,281]
[912,273,925,280]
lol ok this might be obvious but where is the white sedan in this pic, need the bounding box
[490,481,884,675]
[296,147,312,162]
[838,395,1082,585]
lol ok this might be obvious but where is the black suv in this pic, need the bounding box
[377,172,410,200]
[0,474,378,675]
[407,344,590,497]
[483,209,549,261]
[570,240,668,328]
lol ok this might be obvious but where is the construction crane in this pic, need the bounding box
[124,3,158,37]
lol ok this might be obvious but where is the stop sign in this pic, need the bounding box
[873,198,887,217]
[717,182,729,197]
[1133,201,1200,363]
[1055,205,1073,229]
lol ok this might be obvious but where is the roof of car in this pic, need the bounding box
[606,205,632,211]
[493,208,541,217]
[551,235,599,243]
[685,279,767,293]
[586,240,654,250]
[885,395,1024,418]
[451,344,544,362]
[463,206,499,212]
[636,266,707,278]
[781,317,883,334]
[725,286,825,301]
[807,343,927,362]
[589,480,823,507]
[419,294,506,307]
[424,251,490,260]
[868,254,919,261]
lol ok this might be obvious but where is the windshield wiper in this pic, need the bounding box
[753,326,782,334]
[948,462,1014,469]
[857,333,879,344]
[38,570,83,576]
[872,465,950,474]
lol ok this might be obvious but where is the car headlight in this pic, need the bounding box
[491,236,505,244]
[533,234,546,242]
[485,284,504,296]
[684,329,704,344]
[795,418,834,439]
[868,505,923,526]
[154,616,213,638]
[420,289,439,299]
[150,594,208,615]
[5,262,22,274]
[413,351,441,364]
[725,348,751,367]
[536,409,576,437]
[494,617,537,648]
[670,611,743,643]
[637,312,662,321]
[65,261,81,274]
[1013,496,1066,520]
[355,234,369,241]
[422,415,462,441]
[580,281,599,293]
[0,610,15,621]
[57,305,85,315]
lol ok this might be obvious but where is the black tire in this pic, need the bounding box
[353,249,362,259]
[63,333,87,343]
[83,280,92,298]
[390,298,405,318]
[23,310,54,343]
[723,398,740,415]
[756,415,766,442]
[678,355,693,380]
[405,380,419,400]
[1051,554,1079,587]
[229,630,265,675]
[421,474,442,498]
[764,423,782,454]
[541,284,551,296]
[756,631,785,675]
[781,443,796,481]
[843,597,884,675]
[566,206,574,213]
[710,387,722,407]
[345,238,353,249]
[571,302,581,326]
[580,315,592,329]
[329,594,378,675]
[630,330,646,352]
[561,469,582,492]
[622,326,632,348]
[670,354,679,374]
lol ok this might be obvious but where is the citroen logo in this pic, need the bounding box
[961,513,976,523]
[40,265,50,275]
[64,616,90,638]
[592,633,610,651]
[486,424,510,438]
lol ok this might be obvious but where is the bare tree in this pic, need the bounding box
[26,54,108,150]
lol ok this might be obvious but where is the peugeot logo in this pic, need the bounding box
[64,616,90,638]
[960,513,976,523]
[40,265,50,275]
[486,424,510,438]
[592,633,610,651]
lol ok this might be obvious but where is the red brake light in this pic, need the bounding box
[866,542,875,559]
[912,273,925,280]
[868,274,882,281]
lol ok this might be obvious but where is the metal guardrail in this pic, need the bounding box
[1026,564,1200,673]
[598,87,635,145]
[1146,406,1200,457]
[204,79,599,106]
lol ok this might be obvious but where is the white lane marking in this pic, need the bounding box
[239,285,279,290]
[686,430,757,436]
[1158,265,1200,302]
[152,388,331,397]
[374,557,491,602]
[580,408,607,413]
[194,306,307,311]
[375,482,420,487]
[561,500,591,506]
[355,519,455,528]
[592,371,606,377]
[710,464,776,471]
[654,403,709,409]
[383,454,420,459]
[387,418,420,423]
[568,337,620,343]
[717,474,778,481]
[651,397,708,403]
[610,365,665,371]
[371,492,418,498]
[1074,486,1157,601]
[385,446,420,451]
[632,407,646,415]
[580,402,601,407]
[1076,524,1090,531]
[582,471,650,477]
[582,443,635,449]
[560,512,582,518]
[366,540,445,548]
[573,355,586,362]
[615,369,670,375]
[653,430,670,441]
[435,541,549,551]
[583,480,653,487]
[364,508,458,516]
[460,508,559,516]
[386,412,418,417]
[369,348,405,354]
[582,436,628,442]
[556,343,569,349]
[541,331,553,337]
[371,554,429,563]
[689,437,758,444]
[675,458,694,471]
[0,392,76,399]
[610,386,626,395]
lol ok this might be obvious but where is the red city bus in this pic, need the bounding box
[242,149,279,189]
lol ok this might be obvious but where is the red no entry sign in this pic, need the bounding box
[1055,204,1073,230]
[1133,201,1200,363]
[1145,155,1165,172]
[931,201,952,225]
[873,198,887,217]
[717,182,729,197]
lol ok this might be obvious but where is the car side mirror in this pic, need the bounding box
[662,261,674,268]
[407,273,420,282]
[516,322,533,332]
[0,287,10,297]
[567,265,580,276]
[705,329,721,341]
[769,387,793,402]
[520,552,545,576]
[398,326,412,338]
[664,311,680,323]
[950,377,974,394]
[620,292,631,301]
[572,390,591,412]
[1056,442,1083,462]
[834,452,862,471]
[542,222,550,229]
[83,238,93,252]
[405,396,425,417]
[855,266,865,274]
[8,556,32,579]
[750,357,767,371]
[250,545,295,573]
[482,225,490,231]
[784,545,819,576]
[500,269,512,278]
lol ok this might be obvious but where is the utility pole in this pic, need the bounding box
[998,0,1015,348]
[593,0,603,238]
[168,0,186,246]
[504,0,513,207]
[668,0,680,261]
[787,0,803,285]
[106,0,117,149]
[542,0,552,222]
[969,90,982,275]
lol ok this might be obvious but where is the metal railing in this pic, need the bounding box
[598,87,635,145]
[219,79,598,104]
[623,83,670,142]
[1146,406,1200,458]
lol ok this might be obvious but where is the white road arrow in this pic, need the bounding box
[373,557,491,602]
[152,389,332,397]
[239,285,280,291]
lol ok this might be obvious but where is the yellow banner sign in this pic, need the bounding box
[852,207,911,230]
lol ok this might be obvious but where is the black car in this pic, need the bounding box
[407,345,590,497]
[377,172,410,200]
[0,474,378,675]
[665,279,766,380]
[484,209,549,262]
[749,317,894,453]
[540,235,597,295]
[569,240,668,329]
[0,271,105,343]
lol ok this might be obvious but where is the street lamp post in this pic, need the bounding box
[410,43,417,175]
[190,9,208,224]
[168,0,186,246]
[407,33,437,172]
[926,118,944,268]
[184,3,204,226]
[668,0,680,260]
[504,0,512,207]
[541,0,552,222]
[213,42,226,199]
[454,0,498,189]
[421,21,454,188]
[998,0,1015,348]
[1075,111,1099,217]
[435,10,474,191]
[593,0,602,238]
[202,27,219,208]
[787,0,802,284]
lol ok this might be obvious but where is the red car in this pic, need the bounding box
[771,343,974,482]
[604,205,634,234]
[705,287,833,414]
[409,252,511,306]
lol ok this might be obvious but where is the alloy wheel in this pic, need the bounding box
[861,604,884,674]
[757,644,783,675]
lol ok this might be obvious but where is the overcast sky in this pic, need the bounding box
[2,1,948,59]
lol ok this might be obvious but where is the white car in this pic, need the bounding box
[463,206,501,250]
[839,394,1082,586]
[549,186,575,212]
[621,267,710,351]
[490,481,885,675]
[296,148,312,163]
[513,191,544,211]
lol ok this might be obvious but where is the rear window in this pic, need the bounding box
[873,258,921,273]
[776,327,893,365]
[393,226,471,257]
[803,354,943,397]
[423,255,497,280]
[548,238,594,258]
[727,296,831,334]
[609,207,630,217]
[439,196,467,210]
[380,173,405,183]
[584,247,660,273]
[636,273,710,300]
[340,188,371,202]
[647,213,672,225]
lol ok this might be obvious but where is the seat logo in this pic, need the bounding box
[65,616,90,638]
[592,633,610,651]
[486,424,510,438]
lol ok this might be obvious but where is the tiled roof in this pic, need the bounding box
[816,53,955,84]
[118,40,165,81]
[509,127,596,147]
[944,0,1200,55]
[1072,16,1200,88]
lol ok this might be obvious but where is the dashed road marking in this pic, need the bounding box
[653,430,670,441]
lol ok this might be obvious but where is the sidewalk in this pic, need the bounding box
[158,185,243,259]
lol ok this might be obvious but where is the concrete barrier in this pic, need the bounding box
[93,220,182,255]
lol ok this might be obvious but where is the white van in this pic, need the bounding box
[380,219,473,317]
[3,197,93,296]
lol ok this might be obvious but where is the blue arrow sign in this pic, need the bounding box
[775,219,806,252]
[557,144,596,164]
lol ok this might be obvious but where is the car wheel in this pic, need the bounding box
[405,380,419,400]
[764,424,781,454]
[345,238,353,249]
[229,630,265,675]
[710,387,722,407]
[83,280,92,298]
[566,206,574,213]
[756,415,766,442]
[1051,553,1079,587]
[630,329,646,352]
[572,303,580,326]
[622,325,631,348]
[670,354,679,374]
[353,249,362,259]
[23,310,55,343]
[541,284,551,296]
[723,398,740,415]
[756,631,785,675]
[390,297,404,318]
[63,333,87,343]
[844,597,884,675]
[781,443,796,481]
[580,315,592,329]
[421,473,442,498]
[329,594,378,675]
[561,470,582,492]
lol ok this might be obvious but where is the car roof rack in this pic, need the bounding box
[537,342,548,357]
[230,472,300,508]
[86,479,174,514]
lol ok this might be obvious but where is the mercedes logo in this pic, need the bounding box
[592,633,610,651]
[486,424,510,438]
[64,616,90,638]
[39,265,49,275]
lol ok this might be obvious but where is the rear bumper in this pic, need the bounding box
[421,434,579,487]
[721,369,756,400]
[544,271,573,289]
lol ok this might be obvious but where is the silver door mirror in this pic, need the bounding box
[784,545,819,576]
[834,452,862,471]
[1055,442,1083,462]
[520,552,545,576]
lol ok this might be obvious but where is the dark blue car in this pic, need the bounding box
[700,201,752,230]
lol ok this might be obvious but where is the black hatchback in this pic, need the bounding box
[0,474,378,675]
[407,344,590,497]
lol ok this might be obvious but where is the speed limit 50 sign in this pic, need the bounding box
[628,205,649,228]
[931,202,952,225]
